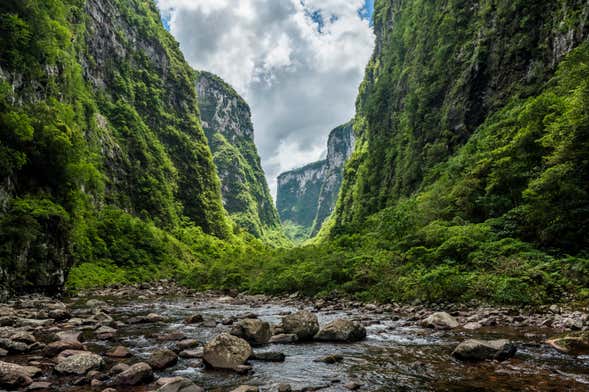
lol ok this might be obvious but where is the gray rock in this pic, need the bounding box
[230,318,272,345]
[148,348,178,370]
[110,362,153,386]
[421,312,459,329]
[156,378,204,392]
[250,351,285,362]
[314,319,366,342]
[43,340,84,358]
[281,311,319,341]
[452,339,516,361]
[269,334,298,344]
[0,361,33,388]
[203,333,252,370]
[54,352,104,374]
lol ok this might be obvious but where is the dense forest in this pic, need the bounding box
[1,0,588,309]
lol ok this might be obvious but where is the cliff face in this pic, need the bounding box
[0,0,229,297]
[277,122,354,240]
[331,0,589,251]
[196,71,283,240]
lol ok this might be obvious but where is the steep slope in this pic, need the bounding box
[196,71,284,242]
[277,122,354,240]
[0,0,229,297]
[332,0,589,251]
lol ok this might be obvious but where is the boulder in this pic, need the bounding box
[43,341,84,358]
[281,311,319,341]
[148,349,178,370]
[546,333,589,355]
[110,362,153,386]
[269,334,298,344]
[106,346,131,358]
[0,361,33,388]
[156,378,204,392]
[10,332,36,344]
[231,318,272,345]
[452,339,516,361]
[203,333,252,370]
[177,339,199,350]
[421,312,459,329]
[54,352,104,375]
[314,319,366,342]
[184,314,204,324]
[179,348,203,359]
[0,338,29,353]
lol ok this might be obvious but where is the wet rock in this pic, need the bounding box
[157,331,186,341]
[26,381,52,390]
[48,309,70,322]
[0,361,33,388]
[15,319,53,328]
[314,319,366,342]
[179,348,204,359]
[127,313,165,324]
[95,326,117,339]
[281,311,319,341]
[269,333,298,344]
[90,312,114,325]
[110,362,153,386]
[314,354,343,364]
[177,339,199,350]
[421,312,459,329]
[231,318,272,345]
[10,332,36,344]
[184,314,204,324]
[0,337,29,353]
[233,364,253,375]
[43,340,84,358]
[250,351,285,362]
[149,348,178,370]
[55,352,104,374]
[344,381,362,390]
[109,363,130,375]
[452,339,516,361]
[106,345,131,358]
[55,330,81,343]
[462,322,482,330]
[86,299,107,309]
[278,384,292,392]
[101,389,117,392]
[203,333,252,370]
[546,333,589,355]
[0,348,7,357]
[157,378,204,392]
[231,386,258,392]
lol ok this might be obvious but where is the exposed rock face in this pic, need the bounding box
[276,122,354,240]
[203,333,252,370]
[0,0,229,298]
[452,339,517,361]
[196,72,283,241]
[314,319,367,342]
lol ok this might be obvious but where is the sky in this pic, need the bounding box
[156,0,375,198]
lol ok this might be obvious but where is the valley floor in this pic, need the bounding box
[1,282,589,391]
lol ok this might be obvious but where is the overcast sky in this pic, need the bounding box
[156,0,375,198]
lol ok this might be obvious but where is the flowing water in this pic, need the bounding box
[58,295,589,392]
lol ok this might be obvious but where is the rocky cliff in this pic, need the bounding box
[277,122,354,240]
[196,71,283,241]
[0,0,229,297]
[331,0,589,251]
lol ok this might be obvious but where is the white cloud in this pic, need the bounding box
[157,0,374,198]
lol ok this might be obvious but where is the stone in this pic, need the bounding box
[43,340,84,358]
[314,319,366,342]
[231,386,258,392]
[462,322,482,330]
[106,345,131,358]
[0,361,33,388]
[344,381,362,390]
[55,330,81,343]
[157,378,205,392]
[179,348,203,359]
[269,334,298,344]
[95,326,117,339]
[48,309,71,321]
[10,332,36,344]
[203,333,252,370]
[110,362,153,386]
[109,363,130,375]
[26,381,52,390]
[0,337,29,353]
[314,354,343,364]
[55,352,104,374]
[148,348,178,370]
[546,334,589,355]
[86,299,107,309]
[278,384,292,392]
[421,312,459,329]
[184,314,204,324]
[250,351,285,362]
[281,311,319,341]
[177,339,199,350]
[452,339,517,361]
[231,318,272,345]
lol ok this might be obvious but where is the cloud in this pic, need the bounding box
[157,0,374,198]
